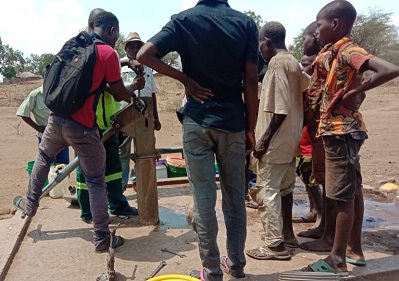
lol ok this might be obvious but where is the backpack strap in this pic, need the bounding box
[80,31,93,44]
[90,32,106,45]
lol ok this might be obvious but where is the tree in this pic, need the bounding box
[162,52,180,69]
[352,8,399,65]
[24,53,54,75]
[115,33,126,58]
[0,43,25,77]
[244,10,264,30]
[288,32,304,61]
[2,66,17,78]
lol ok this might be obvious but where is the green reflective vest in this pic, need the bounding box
[96,91,119,130]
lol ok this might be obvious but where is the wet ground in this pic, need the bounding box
[2,181,399,281]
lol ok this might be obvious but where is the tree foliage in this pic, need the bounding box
[115,33,126,58]
[244,10,265,30]
[288,32,304,61]
[0,43,25,77]
[25,53,54,75]
[162,52,180,69]
[2,66,17,78]
[352,8,399,65]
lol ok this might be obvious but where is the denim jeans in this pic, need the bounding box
[26,115,110,247]
[38,137,69,165]
[183,117,247,281]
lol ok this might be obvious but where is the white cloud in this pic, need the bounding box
[392,14,399,26]
[1,0,84,56]
[181,0,197,11]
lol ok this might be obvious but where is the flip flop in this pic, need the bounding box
[246,246,291,260]
[95,235,125,253]
[346,257,367,266]
[280,270,340,280]
[220,256,245,278]
[13,196,25,212]
[292,215,315,223]
[189,268,205,280]
[306,259,349,277]
[245,199,259,209]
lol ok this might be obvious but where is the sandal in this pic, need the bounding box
[245,199,259,209]
[189,268,205,280]
[303,259,349,277]
[95,235,125,253]
[220,256,245,278]
[246,245,291,260]
[13,196,30,216]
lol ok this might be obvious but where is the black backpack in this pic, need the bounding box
[43,31,104,117]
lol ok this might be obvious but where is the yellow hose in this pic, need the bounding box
[147,274,200,281]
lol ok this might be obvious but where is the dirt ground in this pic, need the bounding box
[0,76,398,280]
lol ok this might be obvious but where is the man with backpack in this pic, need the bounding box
[75,8,139,225]
[14,11,145,252]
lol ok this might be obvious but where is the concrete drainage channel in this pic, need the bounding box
[0,213,32,281]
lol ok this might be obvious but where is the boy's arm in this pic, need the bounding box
[253,114,286,159]
[243,60,259,154]
[20,116,46,133]
[343,57,399,101]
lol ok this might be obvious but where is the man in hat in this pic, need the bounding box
[119,32,161,191]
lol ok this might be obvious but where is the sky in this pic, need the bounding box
[1,0,399,58]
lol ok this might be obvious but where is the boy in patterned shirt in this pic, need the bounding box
[303,0,399,276]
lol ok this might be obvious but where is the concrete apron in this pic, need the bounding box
[1,184,399,281]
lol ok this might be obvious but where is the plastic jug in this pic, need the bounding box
[48,164,69,199]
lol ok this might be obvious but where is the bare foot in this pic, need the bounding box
[297,226,324,239]
[299,237,333,252]
[284,237,299,248]
[346,247,366,263]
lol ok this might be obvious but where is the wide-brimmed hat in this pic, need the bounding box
[122,32,144,50]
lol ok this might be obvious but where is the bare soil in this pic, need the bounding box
[0,76,398,280]
[1,77,398,212]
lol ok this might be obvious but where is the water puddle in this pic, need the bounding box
[293,192,399,230]
[158,206,191,229]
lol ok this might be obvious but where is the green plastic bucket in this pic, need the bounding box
[166,158,219,177]
[167,164,187,178]
[26,161,49,188]
[166,157,187,178]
